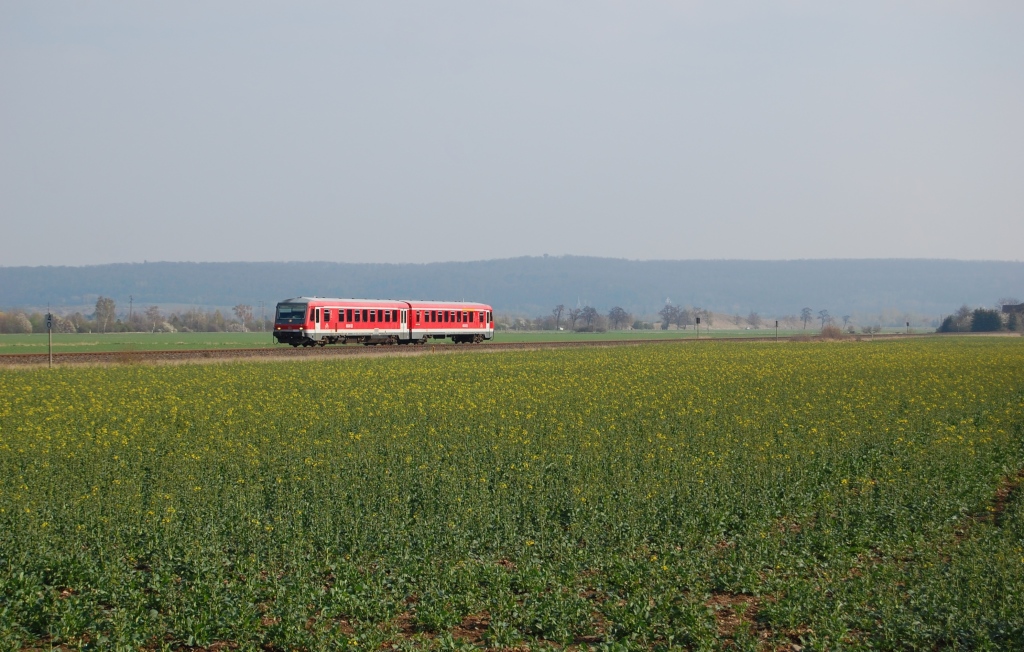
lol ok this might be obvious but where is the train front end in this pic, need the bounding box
[273,299,311,346]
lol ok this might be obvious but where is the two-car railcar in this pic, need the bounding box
[273,297,494,347]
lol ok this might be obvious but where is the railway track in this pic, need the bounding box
[0,333,936,367]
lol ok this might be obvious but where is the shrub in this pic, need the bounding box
[820,324,843,339]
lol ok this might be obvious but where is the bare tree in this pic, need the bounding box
[747,311,762,329]
[687,307,703,330]
[144,306,162,332]
[733,314,742,326]
[95,296,116,333]
[818,309,831,329]
[567,307,582,331]
[233,304,254,331]
[607,306,629,330]
[658,304,680,330]
[842,315,851,329]
[801,307,812,331]
[580,306,598,329]
[552,304,565,330]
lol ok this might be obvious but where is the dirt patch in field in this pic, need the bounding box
[707,592,763,639]
[991,468,1024,527]
[955,467,1024,540]
[451,612,491,644]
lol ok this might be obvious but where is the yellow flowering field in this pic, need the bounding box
[1,339,1023,650]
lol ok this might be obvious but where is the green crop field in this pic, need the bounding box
[1,339,1023,650]
[0,331,281,354]
[0,328,922,357]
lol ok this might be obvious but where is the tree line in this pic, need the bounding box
[500,304,654,333]
[938,301,1023,334]
[0,297,267,334]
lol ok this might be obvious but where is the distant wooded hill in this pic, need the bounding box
[1,257,1021,319]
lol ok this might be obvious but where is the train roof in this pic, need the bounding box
[407,300,491,308]
[278,297,491,308]
[279,297,405,306]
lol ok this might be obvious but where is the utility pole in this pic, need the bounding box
[259,300,265,332]
[128,295,133,325]
[775,320,779,342]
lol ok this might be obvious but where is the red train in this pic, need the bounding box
[273,297,494,347]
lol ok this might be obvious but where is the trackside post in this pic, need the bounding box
[45,311,53,368]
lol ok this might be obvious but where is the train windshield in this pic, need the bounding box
[275,304,307,324]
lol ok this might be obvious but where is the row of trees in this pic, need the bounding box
[938,305,1022,333]
[0,297,268,334]
[503,305,652,333]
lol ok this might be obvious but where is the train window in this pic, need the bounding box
[443,311,449,323]
[463,311,468,322]
[429,310,435,322]
[355,310,361,323]
[385,310,392,322]
[315,308,320,324]
[416,311,421,322]
[324,309,331,322]
[346,309,353,322]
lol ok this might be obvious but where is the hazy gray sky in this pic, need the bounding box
[2,1,1022,266]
